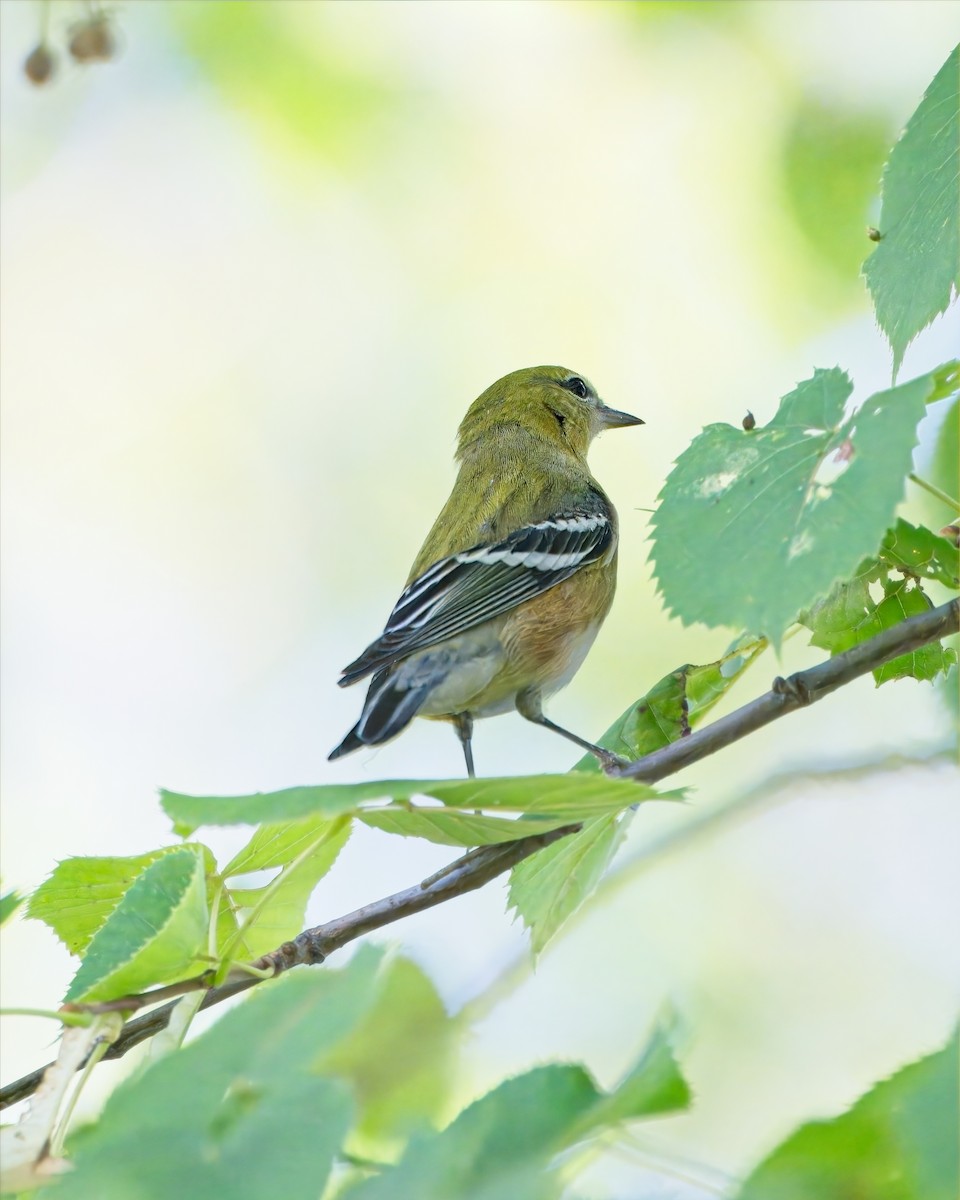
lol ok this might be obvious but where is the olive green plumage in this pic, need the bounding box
[330,365,643,775]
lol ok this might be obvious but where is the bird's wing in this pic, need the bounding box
[339,499,614,685]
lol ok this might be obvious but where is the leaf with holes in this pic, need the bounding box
[802,544,957,685]
[878,519,959,589]
[573,632,768,772]
[651,365,951,644]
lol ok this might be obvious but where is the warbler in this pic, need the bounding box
[329,366,643,776]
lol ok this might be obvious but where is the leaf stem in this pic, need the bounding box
[908,472,960,512]
[48,1015,122,1158]
[149,992,205,1060]
[0,1008,93,1027]
[214,817,349,979]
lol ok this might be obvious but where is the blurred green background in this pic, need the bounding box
[1,2,957,1194]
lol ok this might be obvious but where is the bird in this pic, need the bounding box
[328,366,643,776]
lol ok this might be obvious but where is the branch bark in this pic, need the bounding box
[2,597,956,1110]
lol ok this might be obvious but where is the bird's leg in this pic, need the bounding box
[516,688,625,773]
[453,712,476,778]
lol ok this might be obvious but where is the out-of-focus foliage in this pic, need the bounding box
[169,1,407,165]
[321,954,460,1143]
[781,99,891,287]
[55,954,383,1200]
[344,1022,689,1200]
[930,396,959,503]
[0,889,24,927]
[48,952,688,1200]
[736,1028,959,1200]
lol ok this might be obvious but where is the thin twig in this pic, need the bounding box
[908,471,960,513]
[2,597,956,1110]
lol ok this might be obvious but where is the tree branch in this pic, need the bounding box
[2,597,956,1110]
[619,597,958,783]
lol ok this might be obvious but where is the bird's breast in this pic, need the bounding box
[499,562,616,695]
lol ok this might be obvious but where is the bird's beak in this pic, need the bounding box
[597,403,644,429]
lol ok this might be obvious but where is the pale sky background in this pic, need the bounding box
[1,3,958,1195]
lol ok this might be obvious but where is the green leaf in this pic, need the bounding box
[736,1028,959,1200]
[321,955,459,1141]
[576,632,768,771]
[220,819,351,960]
[347,1064,599,1200]
[507,636,763,951]
[508,815,626,955]
[803,528,958,685]
[567,1019,691,1138]
[64,847,209,1004]
[409,775,658,814]
[28,845,210,957]
[651,366,942,643]
[872,577,957,684]
[162,774,660,834]
[162,782,371,834]
[879,519,959,589]
[57,951,385,1200]
[803,559,883,655]
[348,1026,689,1200]
[863,46,960,377]
[924,361,960,406]
[221,814,348,877]
[0,888,24,926]
[359,808,577,847]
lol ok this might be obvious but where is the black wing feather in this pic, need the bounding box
[339,496,614,686]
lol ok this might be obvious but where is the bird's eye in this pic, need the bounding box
[563,377,589,399]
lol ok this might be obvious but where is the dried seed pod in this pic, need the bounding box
[68,15,116,63]
[24,43,56,85]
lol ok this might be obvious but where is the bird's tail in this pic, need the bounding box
[328,668,432,761]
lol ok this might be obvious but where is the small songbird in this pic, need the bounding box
[329,366,643,776]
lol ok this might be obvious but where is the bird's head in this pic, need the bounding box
[457,366,643,460]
